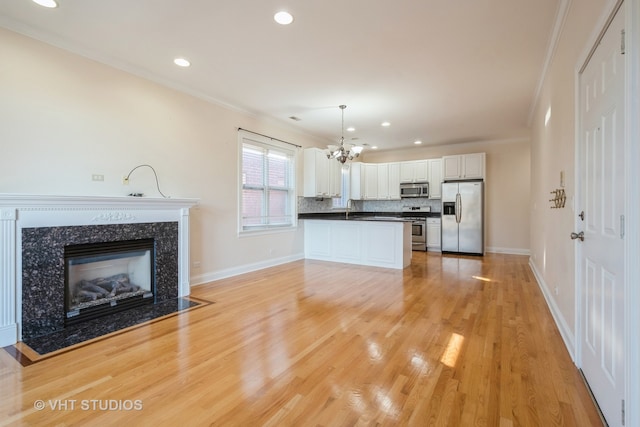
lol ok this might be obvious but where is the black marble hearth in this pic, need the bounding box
[21,297,200,355]
[21,222,179,341]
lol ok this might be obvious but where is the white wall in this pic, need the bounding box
[529,1,612,349]
[0,28,327,284]
[362,138,531,254]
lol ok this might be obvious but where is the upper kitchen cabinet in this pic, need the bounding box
[349,162,368,200]
[400,160,428,183]
[387,163,401,200]
[442,153,485,181]
[351,162,400,200]
[427,158,442,199]
[327,158,343,197]
[363,163,378,200]
[303,148,342,198]
[377,162,401,200]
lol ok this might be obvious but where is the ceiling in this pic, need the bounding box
[0,0,561,151]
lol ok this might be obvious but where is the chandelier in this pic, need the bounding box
[326,105,363,163]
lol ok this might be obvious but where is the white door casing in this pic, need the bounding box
[577,5,626,426]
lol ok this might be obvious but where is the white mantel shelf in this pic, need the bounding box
[0,194,199,347]
[0,194,199,209]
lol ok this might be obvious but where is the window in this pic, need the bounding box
[239,132,296,233]
[332,164,351,209]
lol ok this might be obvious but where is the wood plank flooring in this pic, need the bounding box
[0,252,603,426]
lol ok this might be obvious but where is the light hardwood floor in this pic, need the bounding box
[1,252,603,426]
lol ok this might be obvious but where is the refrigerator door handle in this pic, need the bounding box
[455,193,461,223]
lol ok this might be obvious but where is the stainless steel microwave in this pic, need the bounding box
[400,182,429,198]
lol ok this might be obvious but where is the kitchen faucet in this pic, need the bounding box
[346,199,353,219]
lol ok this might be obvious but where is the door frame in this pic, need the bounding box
[574,1,640,425]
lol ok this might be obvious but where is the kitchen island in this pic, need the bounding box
[302,217,412,269]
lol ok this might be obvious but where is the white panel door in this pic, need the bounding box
[577,7,625,426]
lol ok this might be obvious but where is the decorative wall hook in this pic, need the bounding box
[549,189,566,209]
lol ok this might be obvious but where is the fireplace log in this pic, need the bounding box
[73,274,142,304]
[76,281,110,297]
[76,289,105,302]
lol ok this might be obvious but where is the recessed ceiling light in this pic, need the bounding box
[381,121,391,127]
[371,146,378,150]
[173,58,191,67]
[414,140,422,145]
[274,11,294,25]
[32,0,58,8]
[346,127,355,132]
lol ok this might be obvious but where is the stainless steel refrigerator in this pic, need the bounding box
[441,180,484,255]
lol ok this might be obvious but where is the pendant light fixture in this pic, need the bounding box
[326,105,363,164]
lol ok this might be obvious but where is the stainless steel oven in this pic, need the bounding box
[402,206,430,251]
[409,218,427,251]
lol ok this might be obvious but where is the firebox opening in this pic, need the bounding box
[64,238,155,326]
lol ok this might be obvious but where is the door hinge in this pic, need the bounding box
[620,215,625,239]
[622,399,625,425]
[621,29,626,54]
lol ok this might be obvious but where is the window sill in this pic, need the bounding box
[238,225,298,238]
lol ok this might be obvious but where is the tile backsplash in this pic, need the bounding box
[362,198,441,212]
[298,197,328,213]
[298,197,440,213]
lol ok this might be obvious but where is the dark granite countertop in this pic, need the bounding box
[298,211,441,220]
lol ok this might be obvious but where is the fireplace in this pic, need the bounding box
[0,195,198,347]
[21,221,181,341]
[65,238,155,326]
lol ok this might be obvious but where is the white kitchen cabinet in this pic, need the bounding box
[442,153,485,180]
[462,153,484,179]
[376,163,401,200]
[303,148,342,198]
[388,163,401,199]
[427,158,442,199]
[363,163,378,199]
[400,160,428,183]
[377,163,388,198]
[328,158,343,197]
[350,162,363,200]
[442,156,461,180]
[351,163,378,200]
[426,217,441,251]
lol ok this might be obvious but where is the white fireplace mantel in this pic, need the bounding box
[0,194,199,347]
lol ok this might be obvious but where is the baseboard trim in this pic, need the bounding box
[190,253,305,286]
[528,258,576,361]
[0,323,18,347]
[486,246,531,256]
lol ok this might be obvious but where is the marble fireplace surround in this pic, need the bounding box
[0,195,198,347]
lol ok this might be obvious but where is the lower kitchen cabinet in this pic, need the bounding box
[426,217,441,251]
